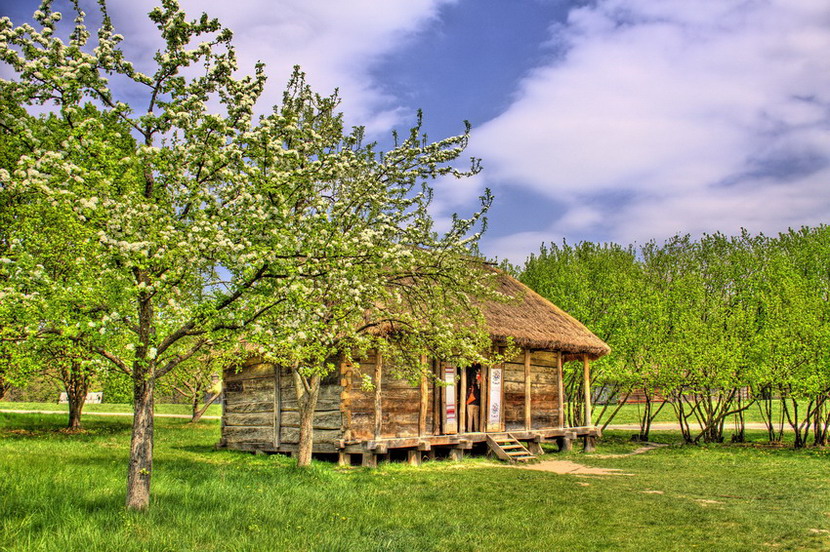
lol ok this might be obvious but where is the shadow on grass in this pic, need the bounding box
[0,414,132,440]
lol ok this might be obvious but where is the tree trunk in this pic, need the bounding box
[67,394,85,430]
[191,392,220,423]
[64,360,90,430]
[126,364,155,511]
[294,370,321,468]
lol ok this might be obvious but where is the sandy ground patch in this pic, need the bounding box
[517,459,635,476]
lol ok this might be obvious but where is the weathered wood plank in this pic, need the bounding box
[225,363,275,382]
[279,427,342,444]
[244,377,275,392]
[224,401,273,414]
[280,410,342,430]
[532,351,559,365]
[225,389,273,405]
[225,412,274,427]
[224,426,275,444]
[280,396,341,411]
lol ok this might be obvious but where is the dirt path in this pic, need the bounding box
[519,460,635,476]
[0,409,220,420]
[514,441,666,476]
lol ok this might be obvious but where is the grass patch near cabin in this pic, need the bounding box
[2,413,830,551]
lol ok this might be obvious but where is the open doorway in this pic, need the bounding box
[463,364,482,433]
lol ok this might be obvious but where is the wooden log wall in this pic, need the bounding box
[223,359,276,447]
[340,351,433,441]
[277,364,343,451]
[501,349,561,430]
[222,359,344,453]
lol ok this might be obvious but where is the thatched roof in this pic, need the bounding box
[480,268,610,360]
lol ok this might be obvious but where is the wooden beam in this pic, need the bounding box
[583,355,592,427]
[557,351,565,428]
[362,452,377,468]
[524,349,532,430]
[339,358,352,442]
[374,351,383,439]
[419,355,428,437]
[459,364,467,433]
[273,364,281,448]
[480,363,488,433]
[432,359,441,435]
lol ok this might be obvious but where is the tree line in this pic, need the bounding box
[520,227,830,447]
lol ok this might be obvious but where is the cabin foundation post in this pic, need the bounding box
[556,352,565,428]
[524,349,532,430]
[527,436,543,456]
[407,449,421,466]
[583,355,592,427]
[361,452,377,468]
[583,436,596,453]
[374,353,383,439]
[337,451,349,467]
[449,447,464,461]
[419,355,428,437]
[556,435,572,452]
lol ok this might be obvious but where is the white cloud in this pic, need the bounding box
[469,0,830,249]
[9,0,455,136]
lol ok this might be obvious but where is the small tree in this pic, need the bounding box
[168,346,227,423]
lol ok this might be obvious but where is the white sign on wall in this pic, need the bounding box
[444,364,457,434]
[487,367,502,431]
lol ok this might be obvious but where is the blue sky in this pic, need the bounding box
[3,0,830,264]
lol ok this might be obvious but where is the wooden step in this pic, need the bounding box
[485,433,538,464]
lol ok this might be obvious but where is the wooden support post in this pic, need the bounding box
[273,364,281,448]
[433,359,441,435]
[361,452,377,468]
[419,355,428,437]
[556,436,572,452]
[524,348,532,430]
[338,451,349,467]
[527,436,543,456]
[557,352,565,428]
[374,352,383,439]
[449,447,464,462]
[459,365,467,433]
[480,363,488,433]
[583,355,592,427]
[583,435,596,453]
[407,449,421,466]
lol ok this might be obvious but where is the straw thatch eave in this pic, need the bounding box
[479,268,610,360]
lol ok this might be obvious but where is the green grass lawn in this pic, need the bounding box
[2,412,829,551]
[0,401,221,417]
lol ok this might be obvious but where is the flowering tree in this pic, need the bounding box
[238,69,497,467]
[0,1,492,508]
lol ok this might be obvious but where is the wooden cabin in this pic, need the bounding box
[218,269,610,465]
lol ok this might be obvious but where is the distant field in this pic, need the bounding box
[1,412,828,551]
[591,400,800,428]
[0,401,222,417]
